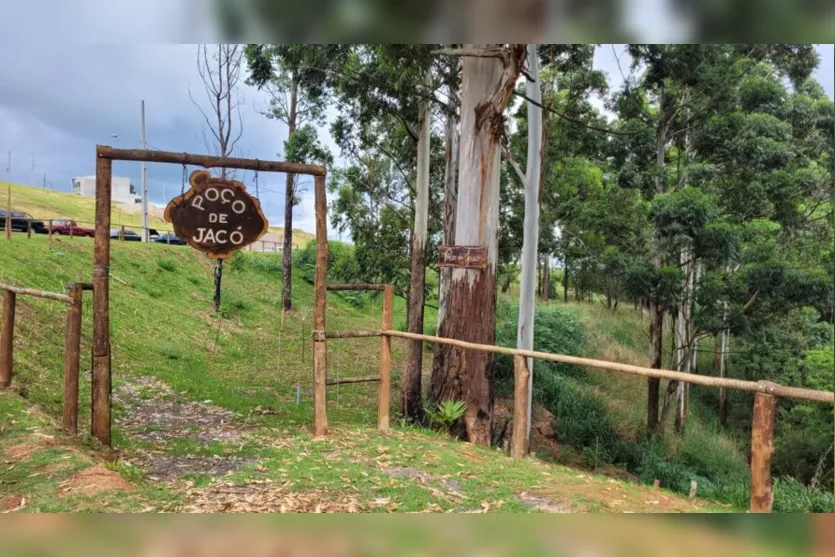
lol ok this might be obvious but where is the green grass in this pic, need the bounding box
[0,235,732,514]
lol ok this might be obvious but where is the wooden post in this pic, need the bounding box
[26,218,31,239]
[312,172,329,437]
[378,285,394,432]
[750,386,778,513]
[62,284,82,434]
[69,221,74,239]
[120,225,125,242]
[48,219,53,240]
[511,355,531,458]
[91,149,112,447]
[166,232,170,245]
[0,290,16,387]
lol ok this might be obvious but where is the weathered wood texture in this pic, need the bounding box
[98,146,325,176]
[0,284,71,304]
[430,46,525,445]
[815,514,834,557]
[0,290,16,387]
[392,330,834,404]
[325,330,382,339]
[92,152,112,446]
[163,170,269,259]
[438,245,488,269]
[62,284,82,434]
[378,285,394,432]
[750,389,778,513]
[327,375,381,386]
[327,284,386,291]
[312,173,328,437]
[510,355,530,458]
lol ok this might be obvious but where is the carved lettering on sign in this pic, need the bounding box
[438,245,488,269]
[163,170,269,259]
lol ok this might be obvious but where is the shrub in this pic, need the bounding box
[773,477,834,513]
[494,302,585,396]
[294,240,358,285]
[427,400,467,431]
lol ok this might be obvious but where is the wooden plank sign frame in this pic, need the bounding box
[438,245,487,269]
[164,170,269,259]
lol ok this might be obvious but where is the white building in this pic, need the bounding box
[71,176,136,205]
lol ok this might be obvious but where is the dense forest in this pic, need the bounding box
[245,45,834,510]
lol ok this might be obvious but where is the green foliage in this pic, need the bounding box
[294,240,358,285]
[494,302,585,393]
[426,400,467,431]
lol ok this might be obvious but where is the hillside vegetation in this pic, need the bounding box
[0,181,315,245]
[0,235,742,514]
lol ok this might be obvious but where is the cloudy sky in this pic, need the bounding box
[1,43,832,237]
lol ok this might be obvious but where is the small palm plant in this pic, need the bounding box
[426,400,467,432]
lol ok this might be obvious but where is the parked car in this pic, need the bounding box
[0,210,46,233]
[50,219,95,237]
[153,233,186,246]
[110,229,142,241]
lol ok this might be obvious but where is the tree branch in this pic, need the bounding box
[513,91,638,136]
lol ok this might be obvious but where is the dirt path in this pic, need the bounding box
[115,376,256,481]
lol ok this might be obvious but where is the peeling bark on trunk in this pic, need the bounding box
[516,43,541,448]
[403,96,431,423]
[282,77,298,313]
[438,97,459,328]
[430,45,525,445]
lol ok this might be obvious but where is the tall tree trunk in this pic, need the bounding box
[541,258,550,301]
[282,77,298,312]
[647,86,668,435]
[431,44,525,445]
[437,98,459,328]
[563,259,569,303]
[516,43,541,449]
[718,306,729,426]
[403,94,431,423]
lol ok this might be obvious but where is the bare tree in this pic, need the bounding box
[190,44,244,313]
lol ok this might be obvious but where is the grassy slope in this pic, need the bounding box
[0,235,732,514]
[0,181,314,245]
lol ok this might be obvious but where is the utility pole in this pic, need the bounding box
[5,151,10,182]
[141,100,149,242]
[42,172,46,189]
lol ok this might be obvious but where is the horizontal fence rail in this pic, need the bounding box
[0,283,72,304]
[383,330,835,405]
[327,284,387,292]
[325,330,383,339]
[327,375,381,386]
[97,146,327,176]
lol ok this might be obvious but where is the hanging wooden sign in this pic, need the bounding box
[164,170,269,259]
[438,245,487,269]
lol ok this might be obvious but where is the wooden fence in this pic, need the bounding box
[0,282,93,435]
[317,282,834,514]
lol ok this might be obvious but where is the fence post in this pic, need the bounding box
[62,284,82,434]
[312,172,328,437]
[120,225,124,242]
[166,232,170,245]
[69,221,74,239]
[92,149,112,447]
[750,384,778,513]
[511,355,531,458]
[378,285,394,432]
[26,218,31,239]
[48,219,53,240]
[0,290,16,387]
